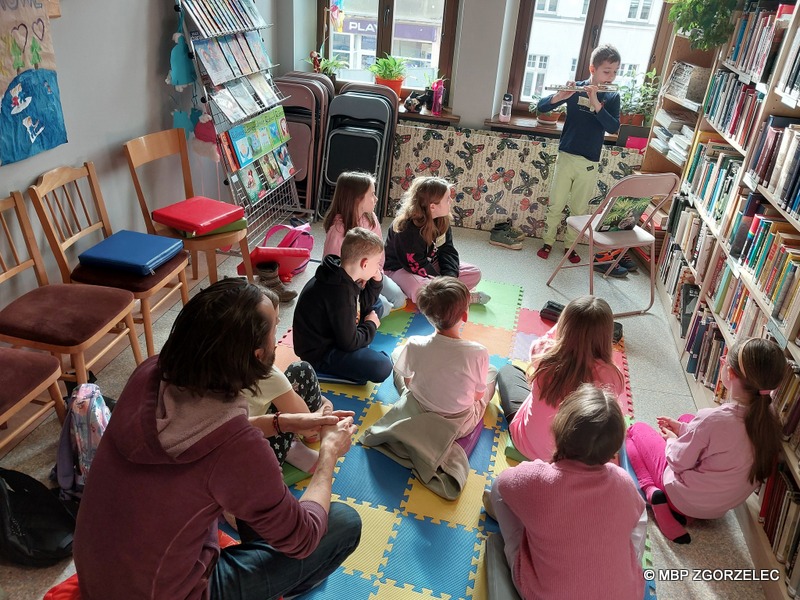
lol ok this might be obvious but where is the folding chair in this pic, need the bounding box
[546,173,680,317]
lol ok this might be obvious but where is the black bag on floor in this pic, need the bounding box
[540,300,565,323]
[0,468,75,566]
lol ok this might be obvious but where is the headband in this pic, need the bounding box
[738,338,774,397]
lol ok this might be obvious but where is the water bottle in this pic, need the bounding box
[499,93,513,123]
[431,79,444,116]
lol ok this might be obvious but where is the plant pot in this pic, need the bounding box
[535,112,561,126]
[620,113,645,126]
[375,76,404,98]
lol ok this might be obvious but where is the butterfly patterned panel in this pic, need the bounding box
[388,123,643,240]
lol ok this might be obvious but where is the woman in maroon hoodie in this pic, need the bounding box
[74,279,362,600]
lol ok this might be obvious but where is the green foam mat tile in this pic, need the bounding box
[282,462,311,486]
[468,280,523,330]
[504,435,527,463]
[377,309,414,336]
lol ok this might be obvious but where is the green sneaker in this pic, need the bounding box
[489,227,524,250]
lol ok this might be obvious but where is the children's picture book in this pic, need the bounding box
[234,32,260,74]
[211,88,246,123]
[596,196,653,232]
[237,164,267,204]
[259,152,284,188]
[238,0,267,29]
[221,34,253,76]
[244,30,273,70]
[228,121,261,168]
[267,114,282,148]
[226,79,260,117]
[193,38,234,86]
[247,72,279,108]
[273,144,295,179]
[217,35,243,78]
[278,114,290,143]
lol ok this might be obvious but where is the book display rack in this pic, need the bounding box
[650,3,800,597]
[178,0,309,248]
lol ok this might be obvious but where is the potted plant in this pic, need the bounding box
[618,69,661,127]
[668,0,738,51]
[419,72,447,110]
[368,54,408,97]
[304,51,349,85]
[529,94,566,126]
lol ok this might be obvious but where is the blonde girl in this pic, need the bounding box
[626,337,786,544]
[383,176,489,305]
[486,384,646,600]
[499,295,625,461]
[322,171,406,314]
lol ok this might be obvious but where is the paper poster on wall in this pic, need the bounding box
[0,3,67,165]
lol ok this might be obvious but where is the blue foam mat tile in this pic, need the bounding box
[381,516,481,599]
[374,377,402,406]
[468,427,498,475]
[332,444,413,512]
[481,512,500,535]
[301,566,380,599]
[489,354,512,371]
[370,331,404,357]
[323,391,372,428]
[645,579,657,600]
[405,312,436,337]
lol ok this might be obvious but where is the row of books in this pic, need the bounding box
[749,119,800,219]
[703,69,765,149]
[182,0,266,38]
[684,135,742,226]
[674,207,717,283]
[193,31,273,87]
[777,15,800,101]
[218,105,289,171]
[684,306,728,397]
[210,71,280,124]
[724,2,792,83]
[757,461,800,597]
[229,146,295,206]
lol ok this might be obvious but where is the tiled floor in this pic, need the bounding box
[0,221,765,599]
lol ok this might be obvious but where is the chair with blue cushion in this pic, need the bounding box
[27,162,190,357]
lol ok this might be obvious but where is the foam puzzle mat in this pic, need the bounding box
[264,283,655,600]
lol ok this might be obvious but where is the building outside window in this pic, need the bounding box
[536,0,558,13]
[522,54,548,98]
[628,0,653,21]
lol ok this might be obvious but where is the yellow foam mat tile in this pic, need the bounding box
[469,537,488,600]
[339,497,403,579]
[401,470,491,531]
[357,401,394,438]
[320,380,378,400]
[489,430,518,477]
[370,580,452,599]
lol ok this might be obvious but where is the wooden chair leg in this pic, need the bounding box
[49,382,67,423]
[206,250,219,284]
[179,271,189,305]
[239,238,255,282]
[140,297,155,357]
[125,312,144,365]
[72,352,89,385]
[190,249,199,280]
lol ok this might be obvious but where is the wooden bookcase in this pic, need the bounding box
[653,5,800,599]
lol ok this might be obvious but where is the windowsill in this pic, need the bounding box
[484,113,618,143]
[398,106,461,125]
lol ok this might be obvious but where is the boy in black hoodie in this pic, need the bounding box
[293,227,393,384]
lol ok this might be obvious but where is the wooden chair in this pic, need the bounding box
[27,162,190,357]
[0,191,141,385]
[0,347,64,453]
[123,128,255,284]
[546,173,680,317]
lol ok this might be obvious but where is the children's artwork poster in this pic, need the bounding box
[0,2,67,166]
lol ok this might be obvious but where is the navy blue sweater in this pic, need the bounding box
[537,79,620,162]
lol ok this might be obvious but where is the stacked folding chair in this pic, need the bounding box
[273,73,333,212]
[317,84,399,219]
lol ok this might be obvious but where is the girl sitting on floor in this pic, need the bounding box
[499,295,625,461]
[384,176,489,306]
[485,383,646,600]
[626,337,786,544]
[322,171,406,315]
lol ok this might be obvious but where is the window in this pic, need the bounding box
[628,0,653,21]
[318,0,459,92]
[507,0,666,109]
[536,0,558,12]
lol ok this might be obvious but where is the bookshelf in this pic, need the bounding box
[178,0,309,248]
[653,3,800,599]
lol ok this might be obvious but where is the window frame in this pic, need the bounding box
[506,0,669,113]
[316,0,460,99]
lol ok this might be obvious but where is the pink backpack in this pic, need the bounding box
[240,221,314,282]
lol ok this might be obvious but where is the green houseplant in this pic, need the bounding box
[304,52,349,84]
[528,93,567,125]
[618,69,662,126]
[368,54,408,96]
[668,0,738,51]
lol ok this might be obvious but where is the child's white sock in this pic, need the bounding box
[469,291,491,305]
[285,438,319,473]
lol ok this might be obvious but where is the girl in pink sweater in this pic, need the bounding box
[322,171,406,315]
[501,295,625,461]
[486,383,646,600]
[626,338,787,544]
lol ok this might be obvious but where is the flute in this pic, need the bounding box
[544,84,619,92]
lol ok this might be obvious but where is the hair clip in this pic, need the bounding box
[759,390,772,396]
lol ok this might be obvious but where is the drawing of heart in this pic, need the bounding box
[32,18,45,41]
[11,24,28,52]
